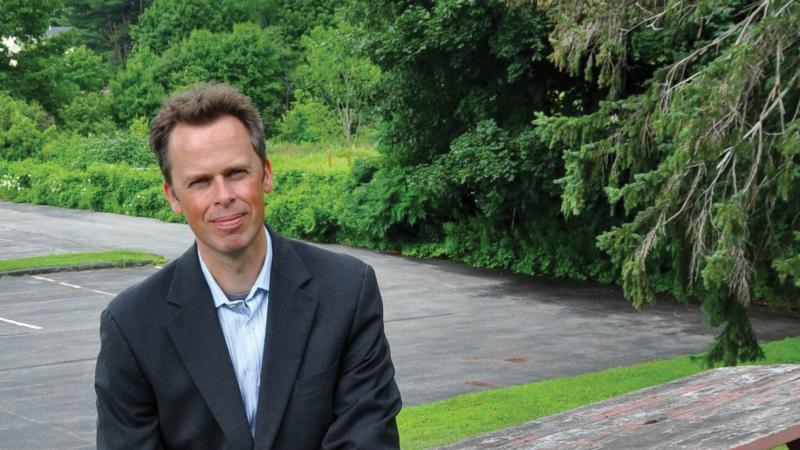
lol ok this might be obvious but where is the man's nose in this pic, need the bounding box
[212,178,235,204]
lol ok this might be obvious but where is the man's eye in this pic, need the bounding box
[189,179,208,187]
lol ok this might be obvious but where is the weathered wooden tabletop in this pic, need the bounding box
[439,364,800,450]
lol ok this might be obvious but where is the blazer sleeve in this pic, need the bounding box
[95,309,164,450]
[322,265,402,450]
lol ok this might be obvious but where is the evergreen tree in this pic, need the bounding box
[535,0,800,364]
[64,0,151,61]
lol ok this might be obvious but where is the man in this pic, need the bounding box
[95,84,402,450]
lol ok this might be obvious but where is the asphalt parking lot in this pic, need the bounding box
[1,201,799,449]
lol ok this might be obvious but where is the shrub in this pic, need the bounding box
[39,129,154,168]
[276,99,338,143]
[265,170,349,241]
[0,159,177,220]
[0,93,50,161]
[60,92,116,136]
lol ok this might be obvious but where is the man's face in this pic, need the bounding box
[163,115,272,261]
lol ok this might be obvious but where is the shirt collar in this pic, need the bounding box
[197,226,273,309]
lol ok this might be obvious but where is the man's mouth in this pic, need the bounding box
[211,213,246,229]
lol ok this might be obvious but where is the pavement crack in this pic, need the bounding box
[0,357,96,373]
[385,312,454,323]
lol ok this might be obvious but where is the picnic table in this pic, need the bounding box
[439,364,800,450]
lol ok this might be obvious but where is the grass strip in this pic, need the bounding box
[398,336,800,449]
[269,141,379,175]
[0,251,166,274]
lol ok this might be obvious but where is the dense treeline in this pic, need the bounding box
[0,0,797,364]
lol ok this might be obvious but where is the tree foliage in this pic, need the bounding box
[295,22,381,145]
[369,0,572,166]
[131,0,253,53]
[3,36,109,118]
[156,23,291,134]
[64,0,151,60]
[0,92,50,160]
[0,0,61,43]
[112,23,292,132]
[271,0,339,42]
[353,0,612,279]
[61,91,115,134]
[536,0,800,364]
[109,46,164,125]
[277,98,338,143]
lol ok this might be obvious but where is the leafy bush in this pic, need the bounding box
[345,119,614,280]
[59,92,116,136]
[39,129,154,168]
[0,93,50,161]
[0,159,176,220]
[265,170,349,242]
[276,99,338,143]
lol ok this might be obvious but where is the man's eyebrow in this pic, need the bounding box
[223,164,252,175]
[183,164,251,184]
[183,173,210,186]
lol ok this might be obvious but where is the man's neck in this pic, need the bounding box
[198,229,267,295]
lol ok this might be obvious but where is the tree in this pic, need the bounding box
[295,22,380,145]
[62,45,110,92]
[64,0,151,61]
[0,0,61,44]
[271,0,339,42]
[130,0,253,53]
[535,0,800,364]
[109,46,164,125]
[154,23,292,134]
[277,97,338,143]
[368,0,574,166]
[0,0,62,96]
[346,0,614,283]
[5,37,110,118]
[4,33,74,115]
[114,23,292,132]
[61,91,115,134]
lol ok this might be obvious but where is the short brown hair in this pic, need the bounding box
[149,83,266,184]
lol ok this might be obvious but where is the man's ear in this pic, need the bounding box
[262,158,273,193]
[163,182,182,215]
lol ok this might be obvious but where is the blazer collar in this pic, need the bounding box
[254,230,318,450]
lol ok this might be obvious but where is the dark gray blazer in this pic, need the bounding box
[94,231,402,449]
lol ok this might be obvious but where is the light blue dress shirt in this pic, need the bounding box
[197,228,272,438]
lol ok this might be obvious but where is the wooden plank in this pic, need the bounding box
[439,365,800,449]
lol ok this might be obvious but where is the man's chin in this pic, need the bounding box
[210,233,263,257]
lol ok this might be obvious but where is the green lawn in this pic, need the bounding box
[0,250,165,274]
[268,141,379,175]
[398,336,800,449]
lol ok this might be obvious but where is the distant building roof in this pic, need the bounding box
[45,26,72,37]
[2,26,72,63]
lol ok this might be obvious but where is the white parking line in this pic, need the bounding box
[87,288,116,296]
[30,275,116,297]
[0,316,43,330]
[30,275,55,282]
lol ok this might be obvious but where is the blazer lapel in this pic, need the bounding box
[164,245,254,449]
[253,232,317,450]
